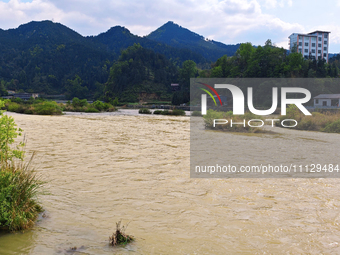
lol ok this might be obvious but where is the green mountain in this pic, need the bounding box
[147,21,240,62]
[0,20,113,96]
[89,25,207,66]
[0,20,240,98]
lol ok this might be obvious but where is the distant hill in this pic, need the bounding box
[146,21,240,62]
[89,25,207,66]
[0,20,240,97]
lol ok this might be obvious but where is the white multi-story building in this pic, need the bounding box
[289,31,330,63]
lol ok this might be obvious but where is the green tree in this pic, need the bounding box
[0,100,24,166]
[65,75,89,99]
[179,60,198,88]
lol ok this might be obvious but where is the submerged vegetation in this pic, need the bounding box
[277,105,340,133]
[153,109,186,116]
[109,221,134,246]
[139,108,186,115]
[0,100,43,231]
[138,108,152,114]
[1,97,116,115]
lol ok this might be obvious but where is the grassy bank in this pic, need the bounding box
[276,105,340,133]
[0,100,43,231]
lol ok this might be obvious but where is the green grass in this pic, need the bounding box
[0,100,44,232]
[0,157,43,231]
[277,105,340,133]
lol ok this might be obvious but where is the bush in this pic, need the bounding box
[33,102,62,115]
[323,119,340,133]
[153,109,185,116]
[139,108,151,114]
[153,110,163,115]
[7,102,25,113]
[85,107,100,113]
[0,100,43,231]
[72,97,88,108]
[170,109,185,116]
[0,160,43,231]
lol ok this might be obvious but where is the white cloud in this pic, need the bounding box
[261,0,292,9]
[0,0,304,48]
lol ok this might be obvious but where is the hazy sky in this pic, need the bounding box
[1,0,340,53]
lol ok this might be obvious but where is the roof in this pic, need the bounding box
[308,31,331,35]
[314,94,340,99]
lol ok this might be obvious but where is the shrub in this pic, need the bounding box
[170,109,186,116]
[85,107,100,113]
[153,110,163,115]
[0,159,43,231]
[33,102,62,115]
[7,102,24,113]
[72,97,88,108]
[139,108,151,114]
[323,119,340,133]
[0,100,43,231]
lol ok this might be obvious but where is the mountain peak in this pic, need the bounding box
[147,21,203,42]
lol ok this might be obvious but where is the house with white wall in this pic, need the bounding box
[313,94,340,107]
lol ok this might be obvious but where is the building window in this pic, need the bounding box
[323,101,327,106]
[316,99,319,104]
[312,49,315,53]
[298,49,302,53]
[299,42,302,46]
[318,43,321,47]
[324,34,328,38]
[324,41,327,45]
[324,53,327,57]
[312,43,315,47]
[324,47,327,51]
[311,37,316,42]
[304,49,308,53]
[318,37,322,41]
[318,50,321,53]
[305,42,308,46]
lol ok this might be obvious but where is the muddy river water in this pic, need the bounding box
[1,110,340,254]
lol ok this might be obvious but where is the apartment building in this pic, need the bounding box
[289,31,330,63]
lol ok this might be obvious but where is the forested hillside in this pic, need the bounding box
[104,44,178,102]
[147,21,240,62]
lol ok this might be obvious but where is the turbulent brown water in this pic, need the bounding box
[1,110,340,254]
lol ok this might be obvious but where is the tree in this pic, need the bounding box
[179,60,197,88]
[65,75,89,99]
[0,100,24,166]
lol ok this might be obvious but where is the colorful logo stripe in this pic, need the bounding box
[200,88,217,106]
[198,82,223,106]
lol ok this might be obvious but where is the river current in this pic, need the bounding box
[1,110,340,254]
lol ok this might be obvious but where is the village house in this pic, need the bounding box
[313,94,340,107]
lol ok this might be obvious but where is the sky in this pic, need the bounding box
[1,0,340,53]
